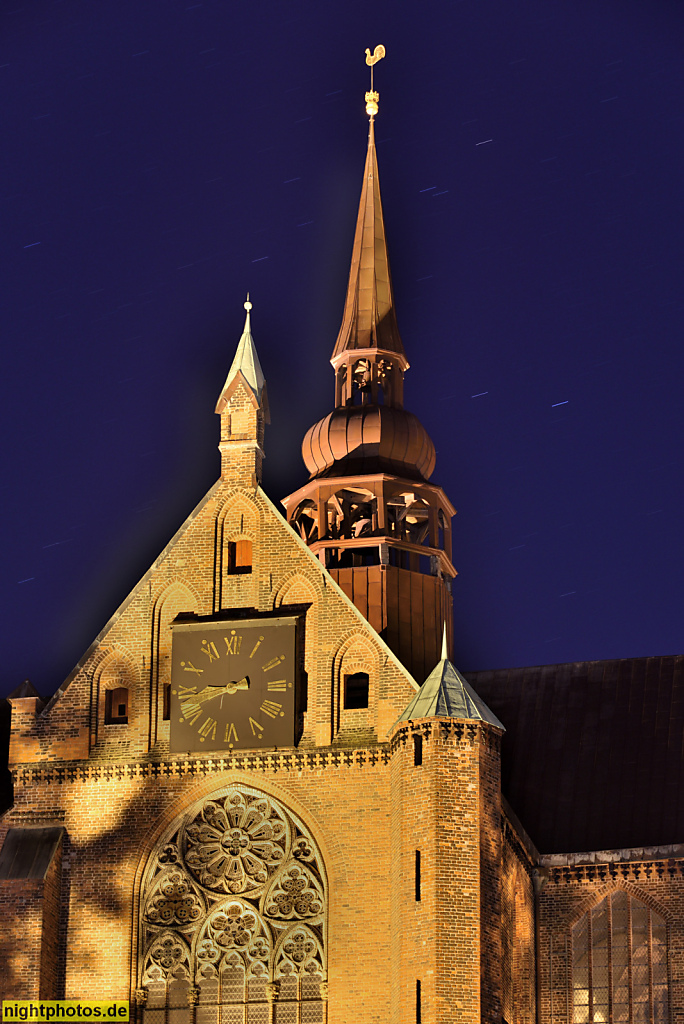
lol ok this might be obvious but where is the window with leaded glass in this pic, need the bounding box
[572,891,668,1024]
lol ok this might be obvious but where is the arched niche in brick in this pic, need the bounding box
[215,495,259,611]
[136,783,328,1021]
[151,580,200,748]
[274,574,318,740]
[92,648,138,749]
[331,634,379,743]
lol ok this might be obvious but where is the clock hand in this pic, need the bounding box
[187,677,250,705]
[225,676,250,695]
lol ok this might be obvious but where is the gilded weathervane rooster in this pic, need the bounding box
[364,44,385,116]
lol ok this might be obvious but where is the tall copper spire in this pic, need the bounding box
[282,49,457,684]
[331,53,406,362]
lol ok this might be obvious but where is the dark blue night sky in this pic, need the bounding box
[3,0,684,698]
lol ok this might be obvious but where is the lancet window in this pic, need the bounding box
[572,891,668,1024]
[138,786,327,1022]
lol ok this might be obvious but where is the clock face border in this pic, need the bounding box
[169,615,299,754]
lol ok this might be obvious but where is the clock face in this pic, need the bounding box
[169,616,297,753]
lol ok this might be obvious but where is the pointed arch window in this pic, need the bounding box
[572,891,668,1024]
[138,786,327,1018]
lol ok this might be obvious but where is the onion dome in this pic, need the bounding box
[300,51,437,486]
[302,404,436,482]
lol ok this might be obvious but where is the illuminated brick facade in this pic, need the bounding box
[2,94,683,1024]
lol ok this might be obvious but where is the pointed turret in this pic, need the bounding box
[215,296,267,411]
[396,628,505,728]
[216,297,269,487]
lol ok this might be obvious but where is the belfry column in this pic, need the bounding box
[215,297,269,488]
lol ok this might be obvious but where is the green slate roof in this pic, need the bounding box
[397,634,505,730]
[216,299,266,410]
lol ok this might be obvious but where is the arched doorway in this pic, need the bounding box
[137,785,328,1023]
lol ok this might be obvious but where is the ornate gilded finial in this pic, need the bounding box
[244,293,252,312]
[364,44,385,118]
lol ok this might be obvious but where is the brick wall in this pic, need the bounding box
[537,852,684,1024]
[0,831,63,1000]
[4,759,398,1022]
[389,716,503,1024]
[501,817,536,1024]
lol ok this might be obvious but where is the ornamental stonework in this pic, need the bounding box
[139,784,327,1017]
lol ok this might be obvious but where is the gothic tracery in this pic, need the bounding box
[139,786,327,1020]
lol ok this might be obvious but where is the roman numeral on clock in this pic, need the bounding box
[267,679,287,691]
[249,717,264,738]
[223,631,243,655]
[200,640,220,663]
[180,660,203,676]
[262,655,285,673]
[224,722,239,745]
[177,685,197,698]
[198,717,217,741]
[181,701,202,725]
[260,700,283,719]
[249,636,264,659]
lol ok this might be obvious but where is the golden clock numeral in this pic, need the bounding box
[249,717,264,738]
[200,639,220,663]
[179,696,200,712]
[262,655,285,673]
[225,722,239,745]
[267,679,287,692]
[223,630,243,656]
[260,699,283,719]
[184,707,203,725]
[180,660,203,676]
[198,717,217,741]
[249,635,265,659]
[178,684,197,698]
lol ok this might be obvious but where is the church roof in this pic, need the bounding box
[398,633,504,729]
[468,654,684,855]
[331,118,407,363]
[215,298,266,412]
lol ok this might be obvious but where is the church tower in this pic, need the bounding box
[282,69,456,684]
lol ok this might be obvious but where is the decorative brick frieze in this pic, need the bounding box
[389,717,502,754]
[542,859,684,885]
[11,745,392,789]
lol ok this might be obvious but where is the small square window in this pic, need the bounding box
[344,672,369,709]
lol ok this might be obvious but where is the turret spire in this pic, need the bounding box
[331,45,406,363]
[216,294,266,411]
[216,297,269,487]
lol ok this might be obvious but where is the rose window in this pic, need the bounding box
[184,794,286,894]
[139,785,326,1005]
